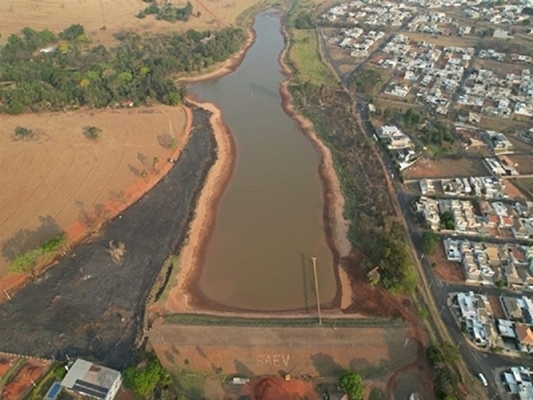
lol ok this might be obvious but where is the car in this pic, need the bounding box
[479,373,488,387]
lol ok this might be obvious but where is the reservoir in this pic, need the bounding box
[191,10,336,311]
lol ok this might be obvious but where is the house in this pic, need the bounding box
[420,178,435,195]
[61,359,122,400]
[515,324,533,354]
[501,297,524,321]
[501,367,533,399]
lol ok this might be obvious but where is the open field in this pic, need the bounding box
[150,322,419,379]
[0,108,216,369]
[288,29,336,86]
[403,31,479,48]
[403,157,488,180]
[0,106,187,281]
[507,155,533,175]
[0,0,265,47]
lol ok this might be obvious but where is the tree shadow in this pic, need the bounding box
[310,353,345,377]
[128,164,141,177]
[137,152,148,166]
[234,359,254,377]
[1,215,61,261]
[157,133,174,149]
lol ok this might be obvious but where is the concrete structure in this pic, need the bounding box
[61,359,122,400]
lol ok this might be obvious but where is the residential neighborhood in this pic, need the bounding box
[318,0,533,398]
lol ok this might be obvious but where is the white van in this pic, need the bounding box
[479,373,488,387]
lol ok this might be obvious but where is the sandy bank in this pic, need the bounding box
[278,24,353,310]
[164,100,235,313]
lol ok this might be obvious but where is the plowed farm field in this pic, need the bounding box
[0,0,263,47]
[0,106,187,283]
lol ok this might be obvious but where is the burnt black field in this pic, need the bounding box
[0,107,216,369]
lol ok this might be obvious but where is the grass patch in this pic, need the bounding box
[288,29,335,86]
[0,358,26,392]
[369,388,386,400]
[149,255,181,305]
[171,371,208,399]
[9,232,67,274]
[163,313,401,328]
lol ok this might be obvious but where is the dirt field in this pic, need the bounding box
[429,242,464,283]
[403,31,479,48]
[0,108,216,369]
[507,155,533,175]
[1,359,51,400]
[150,323,419,380]
[403,157,488,180]
[0,106,187,284]
[0,0,264,47]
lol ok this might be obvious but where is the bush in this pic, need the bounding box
[340,372,365,400]
[14,126,35,139]
[59,24,85,41]
[123,358,164,398]
[83,126,102,141]
[421,230,438,255]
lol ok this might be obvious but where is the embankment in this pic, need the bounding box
[0,107,217,369]
[164,100,235,314]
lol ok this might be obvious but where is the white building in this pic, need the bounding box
[61,359,122,400]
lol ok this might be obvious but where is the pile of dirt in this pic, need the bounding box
[248,377,318,400]
[341,249,402,319]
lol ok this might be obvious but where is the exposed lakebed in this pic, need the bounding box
[190,11,336,311]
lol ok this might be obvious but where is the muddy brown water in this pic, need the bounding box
[190,11,336,311]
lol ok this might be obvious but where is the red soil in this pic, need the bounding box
[341,249,402,319]
[1,360,50,400]
[0,355,17,378]
[246,377,319,400]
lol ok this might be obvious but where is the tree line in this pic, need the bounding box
[0,24,246,114]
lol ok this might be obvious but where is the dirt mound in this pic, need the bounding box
[249,377,318,400]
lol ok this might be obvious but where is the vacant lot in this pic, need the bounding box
[0,106,187,282]
[0,0,264,47]
[0,108,216,369]
[150,322,418,380]
[403,31,479,48]
[507,155,533,175]
[403,157,488,180]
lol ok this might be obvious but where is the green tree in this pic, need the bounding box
[123,359,163,398]
[340,372,365,400]
[421,230,438,255]
[59,24,85,41]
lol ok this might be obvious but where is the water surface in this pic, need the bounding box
[191,10,336,311]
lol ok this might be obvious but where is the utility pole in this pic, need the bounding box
[311,257,322,326]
